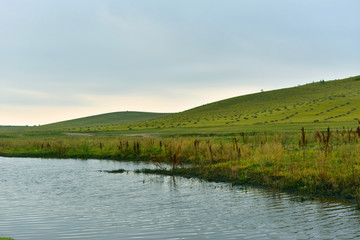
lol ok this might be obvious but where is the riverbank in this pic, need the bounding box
[1,127,360,203]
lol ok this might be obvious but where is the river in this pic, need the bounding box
[1,157,360,239]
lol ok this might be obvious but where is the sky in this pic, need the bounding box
[1,0,359,126]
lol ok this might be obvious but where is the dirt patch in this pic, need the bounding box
[64,133,156,138]
[64,133,94,136]
[120,133,154,138]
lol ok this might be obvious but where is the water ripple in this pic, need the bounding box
[1,157,360,239]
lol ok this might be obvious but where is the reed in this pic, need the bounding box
[2,126,360,201]
[298,127,307,161]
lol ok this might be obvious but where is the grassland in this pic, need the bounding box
[79,75,360,132]
[1,75,360,203]
[12,75,360,135]
[38,111,171,131]
[2,126,360,202]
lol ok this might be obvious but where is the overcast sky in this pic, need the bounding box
[1,0,359,125]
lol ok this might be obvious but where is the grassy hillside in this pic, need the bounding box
[105,75,360,132]
[6,75,359,135]
[38,111,171,131]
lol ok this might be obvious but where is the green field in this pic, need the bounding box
[117,76,359,132]
[29,75,358,134]
[4,75,359,135]
[38,111,171,131]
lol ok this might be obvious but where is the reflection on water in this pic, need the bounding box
[1,157,360,239]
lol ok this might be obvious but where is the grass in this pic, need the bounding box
[2,124,360,202]
[36,111,171,131]
[91,75,360,132]
[2,75,360,204]
[0,238,14,240]
[8,75,360,135]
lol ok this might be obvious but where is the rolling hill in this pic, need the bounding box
[38,111,171,131]
[21,75,360,133]
[110,75,360,131]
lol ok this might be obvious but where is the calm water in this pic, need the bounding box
[1,157,360,240]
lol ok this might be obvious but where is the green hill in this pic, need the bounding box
[113,75,360,131]
[39,111,171,131]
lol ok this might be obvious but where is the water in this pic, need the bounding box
[1,157,360,240]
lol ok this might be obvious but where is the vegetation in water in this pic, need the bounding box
[2,124,360,203]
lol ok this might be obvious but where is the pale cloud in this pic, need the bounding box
[0,87,86,107]
[0,0,359,125]
[78,84,260,113]
[0,104,102,126]
[4,88,51,99]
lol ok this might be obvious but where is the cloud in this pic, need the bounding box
[78,83,260,112]
[0,0,359,125]
[0,87,87,107]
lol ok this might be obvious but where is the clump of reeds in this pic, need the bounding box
[299,127,307,160]
[193,139,201,162]
[240,132,247,143]
[315,127,331,156]
[206,140,214,163]
[165,142,182,170]
[118,141,123,150]
[5,125,360,202]
[41,142,51,150]
[133,141,140,154]
[148,154,166,170]
[232,137,241,160]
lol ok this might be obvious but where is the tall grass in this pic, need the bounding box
[1,126,360,201]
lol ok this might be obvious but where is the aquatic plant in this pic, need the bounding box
[2,125,360,202]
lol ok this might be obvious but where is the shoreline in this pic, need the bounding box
[2,128,360,205]
[2,152,359,205]
[132,167,359,205]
